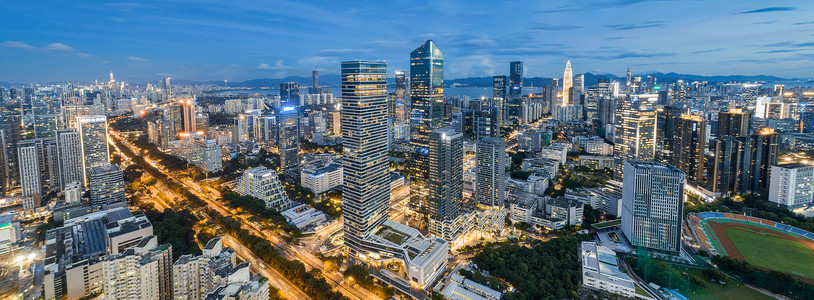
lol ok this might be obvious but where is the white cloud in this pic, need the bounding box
[2,41,35,50]
[44,43,74,52]
[77,52,93,58]
[127,56,148,62]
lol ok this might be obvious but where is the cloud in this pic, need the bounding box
[256,60,293,71]
[606,22,662,30]
[763,41,814,48]
[455,39,496,48]
[2,41,35,49]
[610,51,675,59]
[753,21,776,25]
[795,21,814,25]
[736,7,796,14]
[77,52,93,58]
[44,43,74,51]
[531,25,584,31]
[692,48,725,54]
[316,48,368,56]
[127,56,148,62]
[757,49,796,54]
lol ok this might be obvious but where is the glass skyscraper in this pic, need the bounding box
[409,40,444,212]
[341,60,390,255]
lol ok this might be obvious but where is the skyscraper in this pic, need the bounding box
[562,60,573,106]
[613,95,657,180]
[280,83,300,107]
[717,108,751,138]
[278,106,300,170]
[621,161,684,253]
[409,40,444,210]
[161,77,172,101]
[428,128,463,243]
[509,61,523,100]
[17,140,42,198]
[476,137,507,233]
[180,98,196,133]
[0,111,22,196]
[655,106,682,163]
[341,60,389,255]
[748,128,779,192]
[56,129,83,189]
[77,115,109,187]
[671,115,706,183]
[708,136,749,195]
[493,76,507,125]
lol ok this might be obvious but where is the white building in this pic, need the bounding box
[578,155,614,170]
[581,242,650,299]
[235,167,291,211]
[363,220,449,287]
[64,181,83,203]
[539,146,568,165]
[0,212,20,256]
[192,138,222,173]
[768,163,814,209]
[571,136,613,156]
[300,163,343,195]
[441,272,503,300]
[281,204,328,230]
[173,237,239,300]
[102,235,173,300]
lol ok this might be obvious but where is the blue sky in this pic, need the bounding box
[1,0,813,83]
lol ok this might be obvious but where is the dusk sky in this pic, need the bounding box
[2,0,813,83]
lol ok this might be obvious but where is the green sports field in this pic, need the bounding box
[724,227,814,280]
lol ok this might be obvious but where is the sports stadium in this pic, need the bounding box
[688,212,814,281]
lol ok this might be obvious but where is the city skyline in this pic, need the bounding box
[2,1,814,82]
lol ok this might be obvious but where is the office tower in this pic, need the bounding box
[181,98,196,133]
[234,167,290,210]
[341,60,389,254]
[671,80,687,108]
[428,128,463,242]
[280,82,300,107]
[195,113,209,134]
[671,115,706,182]
[89,163,125,205]
[621,161,684,253]
[613,96,656,180]
[102,235,173,300]
[768,164,814,209]
[475,109,500,140]
[562,60,573,106]
[717,108,751,138]
[574,74,585,95]
[56,129,83,189]
[278,106,299,170]
[493,76,507,124]
[0,111,21,196]
[708,136,749,195]
[309,68,321,94]
[509,61,523,100]
[32,94,61,139]
[476,137,507,233]
[409,40,444,210]
[748,128,779,192]
[161,77,172,101]
[586,79,612,123]
[655,106,682,162]
[77,115,110,187]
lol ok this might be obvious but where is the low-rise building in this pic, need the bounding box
[581,242,649,299]
[578,155,614,170]
[441,272,503,300]
[571,136,613,156]
[300,162,343,195]
[0,212,20,256]
[361,220,449,287]
[281,204,328,230]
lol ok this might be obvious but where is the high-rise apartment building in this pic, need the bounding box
[77,115,109,187]
[476,137,507,233]
[341,60,390,255]
[671,115,706,182]
[717,108,751,138]
[56,129,83,189]
[621,161,684,253]
[428,128,464,243]
[181,98,196,133]
[102,235,173,300]
[708,136,749,195]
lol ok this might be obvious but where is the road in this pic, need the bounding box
[111,128,378,300]
[111,129,312,300]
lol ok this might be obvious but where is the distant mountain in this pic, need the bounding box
[171,74,343,88]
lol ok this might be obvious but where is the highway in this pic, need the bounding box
[111,129,312,300]
[111,127,378,300]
